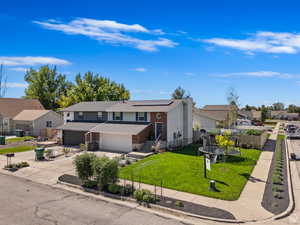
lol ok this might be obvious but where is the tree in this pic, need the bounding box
[73,153,97,183]
[0,64,7,98]
[58,72,130,108]
[226,87,239,107]
[272,102,285,111]
[215,131,235,162]
[172,86,190,99]
[287,104,300,113]
[92,156,119,191]
[24,66,72,110]
[261,105,269,122]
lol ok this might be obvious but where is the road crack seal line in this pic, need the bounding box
[33,194,74,225]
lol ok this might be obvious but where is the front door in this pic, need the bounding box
[155,123,163,139]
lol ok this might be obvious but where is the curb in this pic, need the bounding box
[54,136,296,224]
[57,180,244,223]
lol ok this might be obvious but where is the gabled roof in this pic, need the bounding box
[106,99,181,112]
[56,122,99,131]
[90,123,150,135]
[61,99,183,113]
[0,98,44,118]
[13,110,51,121]
[203,105,236,111]
[193,108,228,121]
[61,101,121,112]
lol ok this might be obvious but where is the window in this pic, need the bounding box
[113,112,122,120]
[46,121,52,128]
[78,112,84,120]
[97,112,104,120]
[136,112,147,121]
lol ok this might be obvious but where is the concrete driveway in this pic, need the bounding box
[0,148,122,185]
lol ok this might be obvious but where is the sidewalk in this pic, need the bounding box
[0,124,280,221]
[120,124,280,221]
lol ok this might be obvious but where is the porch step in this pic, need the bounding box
[127,151,154,159]
[140,140,155,153]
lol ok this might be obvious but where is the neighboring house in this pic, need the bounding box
[0,98,44,135]
[13,110,63,137]
[193,105,238,130]
[57,99,193,152]
[239,110,262,121]
[193,108,223,131]
[270,111,299,120]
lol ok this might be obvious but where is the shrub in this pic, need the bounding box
[175,200,184,207]
[80,143,87,152]
[92,156,119,191]
[16,161,29,168]
[133,189,155,204]
[73,153,96,182]
[273,191,283,199]
[245,129,263,136]
[108,183,122,194]
[83,180,97,189]
[121,184,134,196]
[272,175,283,185]
[272,185,284,192]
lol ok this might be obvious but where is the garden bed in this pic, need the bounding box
[58,174,235,220]
[261,137,289,214]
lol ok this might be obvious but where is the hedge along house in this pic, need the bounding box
[13,110,63,137]
[0,98,44,135]
[57,99,193,153]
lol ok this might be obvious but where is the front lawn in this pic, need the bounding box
[6,136,34,144]
[119,145,261,200]
[0,145,36,155]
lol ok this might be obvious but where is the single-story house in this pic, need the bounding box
[193,105,238,131]
[57,99,194,152]
[270,111,299,120]
[13,110,63,137]
[0,98,44,135]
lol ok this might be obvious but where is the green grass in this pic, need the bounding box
[0,145,36,155]
[6,136,34,144]
[119,145,261,200]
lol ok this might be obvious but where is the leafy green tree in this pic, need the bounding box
[261,105,269,121]
[272,102,285,111]
[73,153,97,183]
[92,156,118,191]
[172,86,190,99]
[58,72,130,108]
[287,104,300,113]
[24,66,72,110]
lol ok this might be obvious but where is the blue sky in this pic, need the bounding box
[1,0,300,107]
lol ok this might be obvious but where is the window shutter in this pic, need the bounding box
[121,112,123,120]
[136,112,138,121]
[113,112,115,120]
[144,112,147,121]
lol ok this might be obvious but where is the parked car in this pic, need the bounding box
[286,124,300,139]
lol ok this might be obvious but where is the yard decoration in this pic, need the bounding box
[215,131,235,162]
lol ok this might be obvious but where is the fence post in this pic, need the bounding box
[160,180,163,200]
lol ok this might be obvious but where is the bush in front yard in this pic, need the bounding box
[133,189,155,205]
[73,153,96,182]
[92,156,119,191]
[108,183,122,194]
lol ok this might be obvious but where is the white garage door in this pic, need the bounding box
[100,133,132,152]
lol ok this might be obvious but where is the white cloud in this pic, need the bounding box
[184,72,196,76]
[33,18,177,52]
[133,68,147,72]
[8,67,28,72]
[5,82,28,88]
[203,31,300,54]
[214,71,300,79]
[0,56,70,66]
